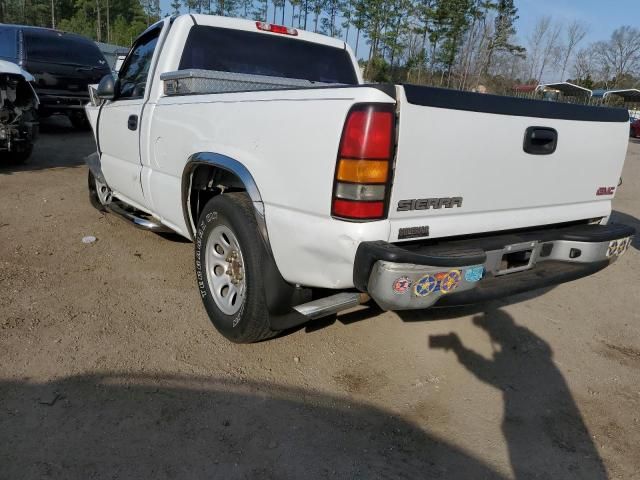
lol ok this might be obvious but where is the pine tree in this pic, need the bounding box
[483,0,525,75]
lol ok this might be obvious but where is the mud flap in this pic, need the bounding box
[259,239,312,331]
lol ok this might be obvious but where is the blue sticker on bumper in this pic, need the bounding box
[465,266,484,283]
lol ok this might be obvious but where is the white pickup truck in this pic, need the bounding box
[85,14,635,343]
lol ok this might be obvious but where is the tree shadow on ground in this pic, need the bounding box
[0,116,93,175]
[610,210,640,250]
[0,373,504,479]
[428,308,608,480]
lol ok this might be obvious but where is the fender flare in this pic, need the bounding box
[182,152,310,329]
[182,152,268,244]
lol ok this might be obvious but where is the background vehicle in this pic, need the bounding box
[0,24,110,129]
[0,60,38,163]
[86,15,634,343]
[631,118,640,138]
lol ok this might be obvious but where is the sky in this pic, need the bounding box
[514,0,638,46]
[159,0,637,64]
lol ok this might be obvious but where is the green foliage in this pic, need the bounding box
[1,0,156,45]
[3,0,635,95]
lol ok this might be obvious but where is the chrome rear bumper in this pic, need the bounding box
[356,224,634,311]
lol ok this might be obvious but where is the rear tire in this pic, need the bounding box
[195,192,278,343]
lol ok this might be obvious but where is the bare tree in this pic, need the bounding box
[558,20,588,81]
[96,0,101,41]
[535,20,562,83]
[593,26,640,86]
[572,47,597,83]
[526,16,552,81]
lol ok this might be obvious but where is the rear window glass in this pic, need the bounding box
[0,28,18,59]
[179,26,358,85]
[24,30,106,67]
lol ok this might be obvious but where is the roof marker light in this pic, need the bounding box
[256,22,298,36]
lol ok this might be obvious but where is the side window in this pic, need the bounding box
[117,29,160,100]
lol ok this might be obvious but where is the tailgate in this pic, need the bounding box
[388,85,630,242]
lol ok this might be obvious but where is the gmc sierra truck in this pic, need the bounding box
[85,14,635,343]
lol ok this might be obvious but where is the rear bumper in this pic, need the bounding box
[354,223,635,310]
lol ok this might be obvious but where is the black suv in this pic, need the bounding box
[0,24,111,128]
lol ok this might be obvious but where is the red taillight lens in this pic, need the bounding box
[339,108,393,160]
[332,104,395,221]
[332,199,385,219]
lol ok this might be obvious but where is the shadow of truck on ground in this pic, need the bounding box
[0,373,504,479]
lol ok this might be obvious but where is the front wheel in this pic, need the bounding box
[68,111,91,130]
[195,192,278,343]
[7,144,33,164]
[88,170,111,212]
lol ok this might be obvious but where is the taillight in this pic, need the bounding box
[331,104,395,220]
[256,21,298,36]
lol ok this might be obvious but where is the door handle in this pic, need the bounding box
[523,127,557,155]
[128,115,138,131]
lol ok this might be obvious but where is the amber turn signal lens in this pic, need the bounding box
[336,159,388,184]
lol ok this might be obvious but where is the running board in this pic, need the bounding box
[106,202,172,233]
[293,292,370,320]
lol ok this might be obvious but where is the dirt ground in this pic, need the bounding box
[1,117,639,479]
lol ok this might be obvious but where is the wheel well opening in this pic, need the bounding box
[188,164,247,231]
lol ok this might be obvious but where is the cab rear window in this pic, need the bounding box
[24,30,107,67]
[179,25,358,85]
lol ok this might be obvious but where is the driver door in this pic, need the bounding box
[98,28,160,209]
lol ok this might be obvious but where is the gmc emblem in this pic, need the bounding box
[397,197,463,211]
[596,186,615,196]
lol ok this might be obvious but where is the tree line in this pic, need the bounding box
[1,0,639,93]
[0,0,161,46]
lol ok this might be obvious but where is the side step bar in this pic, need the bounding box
[293,292,370,320]
[106,202,172,233]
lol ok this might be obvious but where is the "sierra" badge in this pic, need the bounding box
[397,197,463,211]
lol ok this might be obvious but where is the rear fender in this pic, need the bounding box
[182,152,310,327]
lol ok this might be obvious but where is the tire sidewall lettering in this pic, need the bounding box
[196,209,246,329]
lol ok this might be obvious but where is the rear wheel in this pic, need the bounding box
[195,192,278,343]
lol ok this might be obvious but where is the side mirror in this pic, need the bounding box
[97,74,119,100]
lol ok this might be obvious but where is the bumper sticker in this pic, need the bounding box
[392,276,412,295]
[464,266,484,283]
[608,237,631,258]
[440,270,462,294]
[414,274,438,297]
